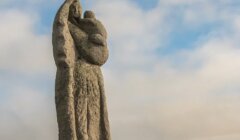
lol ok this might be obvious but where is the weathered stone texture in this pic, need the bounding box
[52,0,111,140]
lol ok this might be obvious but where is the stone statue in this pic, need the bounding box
[52,0,111,139]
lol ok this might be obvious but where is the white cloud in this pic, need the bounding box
[0,8,56,140]
[0,9,54,74]
[104,36,240,139]
[90,0,167,69]
[0,0,45,6]
[99,0,240,139]
[0,85,57,140]
[193,134,240,140]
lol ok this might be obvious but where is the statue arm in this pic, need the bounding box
[54,0,73,26]
[52,0,76,68]
[53,1,78,139]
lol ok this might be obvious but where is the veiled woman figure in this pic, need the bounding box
[52,0,111,140]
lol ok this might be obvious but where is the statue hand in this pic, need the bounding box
[89,34,106,46]
[65,0,76,4]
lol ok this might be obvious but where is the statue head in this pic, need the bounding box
[69,0,82,22]
[84,10,96,19]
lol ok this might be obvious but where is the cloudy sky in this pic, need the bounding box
[1,0,240,140]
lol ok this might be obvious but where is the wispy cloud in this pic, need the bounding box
[0,10,54,74]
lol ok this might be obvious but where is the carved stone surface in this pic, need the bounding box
[52,0,111,140]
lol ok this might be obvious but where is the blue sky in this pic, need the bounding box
[1,0,240,140]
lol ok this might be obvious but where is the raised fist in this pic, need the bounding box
[65,0,76,4]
